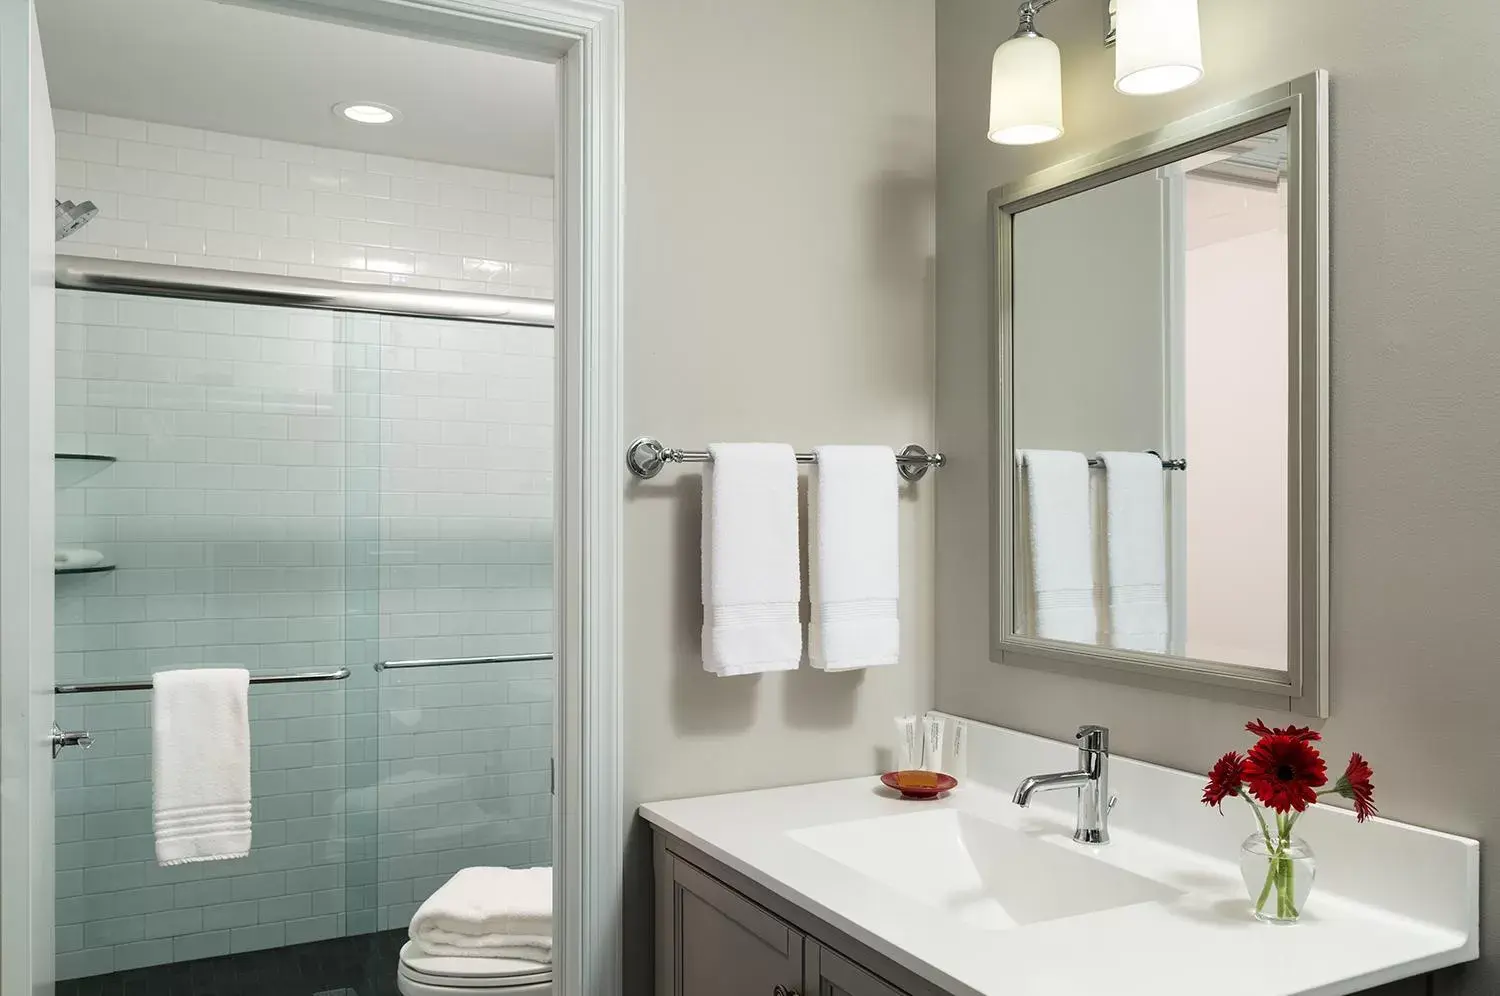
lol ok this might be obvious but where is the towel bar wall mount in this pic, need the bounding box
[626,436,947,483]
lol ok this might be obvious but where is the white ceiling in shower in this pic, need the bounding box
[36,0,557,176]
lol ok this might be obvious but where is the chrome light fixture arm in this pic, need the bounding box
[1014,0,1060,37]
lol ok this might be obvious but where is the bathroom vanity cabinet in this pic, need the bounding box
[652,823,1434,996]
[655,829,945,996]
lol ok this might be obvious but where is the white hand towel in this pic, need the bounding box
[152,668,251,866]
[1019,450,1097,644]
[1097,451,1169,653]
[701,443,803,675]
[810,445,899,671]
[410,866,553,962]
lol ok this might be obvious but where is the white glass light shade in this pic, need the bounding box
[988,35,1064,145]
[1114,0,1203,96]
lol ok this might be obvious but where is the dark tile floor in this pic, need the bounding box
[56,929,408,996]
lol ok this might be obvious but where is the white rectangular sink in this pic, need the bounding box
[789,808,1181,930]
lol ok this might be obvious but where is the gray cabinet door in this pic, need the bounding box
[658,849,805,996]
[807,941,909,996]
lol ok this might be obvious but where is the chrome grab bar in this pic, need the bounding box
[375,653,553,672]
[54,667,352,695]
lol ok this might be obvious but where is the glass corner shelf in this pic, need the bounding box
[55,563,116,576]
[54,453,117,488]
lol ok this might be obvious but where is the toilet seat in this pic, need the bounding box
[398,941,553,994]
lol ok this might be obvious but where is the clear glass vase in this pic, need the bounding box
[1239,832,1316,923]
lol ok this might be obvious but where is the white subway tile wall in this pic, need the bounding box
[54,286,554,978]
[53,109,554,300]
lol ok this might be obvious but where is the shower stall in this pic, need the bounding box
[49,256,555,992]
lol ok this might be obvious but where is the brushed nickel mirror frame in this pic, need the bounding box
[989,71,1329,716]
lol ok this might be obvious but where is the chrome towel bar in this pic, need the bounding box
[375,653,553,672]
[55,667,351,695]
[626,437,947,483]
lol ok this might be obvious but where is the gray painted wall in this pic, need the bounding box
[935,2,1499,994]
[623,0,936,992]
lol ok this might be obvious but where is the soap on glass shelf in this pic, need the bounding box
[55,548,106,569]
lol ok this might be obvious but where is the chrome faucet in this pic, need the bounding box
[1012,724,1113,844]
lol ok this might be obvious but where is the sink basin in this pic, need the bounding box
[789,809,1180,930]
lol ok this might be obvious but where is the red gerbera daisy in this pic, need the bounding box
[1334,752,1378,822]
[1201,751,1245,810]
[1245,718,1321,742]
[1243,735,1327,813]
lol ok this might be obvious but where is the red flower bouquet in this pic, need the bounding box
[1201,720,1377,922]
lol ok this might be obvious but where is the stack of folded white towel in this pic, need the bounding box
[409,865,553,963]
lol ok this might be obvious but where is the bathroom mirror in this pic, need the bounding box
[990,72,1329,715]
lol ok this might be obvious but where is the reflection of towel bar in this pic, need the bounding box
[1086,451,1187,471]
[55,667,351,695]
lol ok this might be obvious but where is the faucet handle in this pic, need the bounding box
[1075,724,1109,753]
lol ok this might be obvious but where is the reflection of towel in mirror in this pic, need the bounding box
[1097,451,1169,653]
[1018,450,1097,644]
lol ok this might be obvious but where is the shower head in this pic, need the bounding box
[55,199,98,241]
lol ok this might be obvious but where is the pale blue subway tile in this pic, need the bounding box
[229,922,285,954]
[173,930,232,962]
[142,908,204,940]
[284,915,340,945]
[202,899,259,931]
[112,938,176,972]
[83,915,144,947]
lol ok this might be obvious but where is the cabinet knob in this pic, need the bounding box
[773,986,800,996]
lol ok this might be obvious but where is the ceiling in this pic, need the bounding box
[37,0,556,176]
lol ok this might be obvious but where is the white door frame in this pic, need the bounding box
[233,2,625,992]
[0,3,58,993]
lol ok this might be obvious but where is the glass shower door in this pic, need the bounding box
[369,312,555,937]
[53,289,373,988]
[53,285,555,993]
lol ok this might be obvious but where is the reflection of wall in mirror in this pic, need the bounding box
[1012,170,1169,642]
[1181,174,1288,670]
[1012,170,1168,454]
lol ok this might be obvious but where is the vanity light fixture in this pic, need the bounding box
[334,101,401,125]
[1114,0,1203,94]
[987,0,1203,146]
[988,1,1065,145]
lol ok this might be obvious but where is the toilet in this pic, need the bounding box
[396,940,553,996]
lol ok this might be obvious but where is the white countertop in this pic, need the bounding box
[639,717,1478,996]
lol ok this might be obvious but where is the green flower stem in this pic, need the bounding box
[1248,806,1303,921]
[1254,854,1277,914]
[1239,792,1275,851]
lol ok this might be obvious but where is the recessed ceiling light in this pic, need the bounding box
[334,101,400,125]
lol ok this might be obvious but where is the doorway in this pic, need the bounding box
[0,1,622,993]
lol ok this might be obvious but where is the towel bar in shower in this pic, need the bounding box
[54,667,351,695]
[626,437,947,483]
[1085,451,1188,471]
[375,653,553,672]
